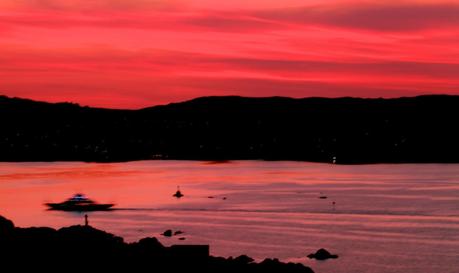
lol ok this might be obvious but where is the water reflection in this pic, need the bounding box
[1,161,459,273]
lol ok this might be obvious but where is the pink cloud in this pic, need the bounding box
[256,3,459,31]
[0,1,458,108]
[5,2,459,33]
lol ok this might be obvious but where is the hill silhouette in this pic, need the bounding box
[1,95,458,163]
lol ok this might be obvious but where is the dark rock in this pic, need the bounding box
[161,229,173,237]
[258,258,314,273]
[0,215,316,273]
[58,225,123,243]
[234,255,254,264]
[307,248,338,260]
[209,255,314,273]
[136,237,165,251]
[0,215,14,236]
[128,237,166,259]
[174,230,184,235]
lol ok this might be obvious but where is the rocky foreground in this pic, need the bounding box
[0,215,314,273]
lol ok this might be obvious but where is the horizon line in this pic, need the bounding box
[1,93,458,111]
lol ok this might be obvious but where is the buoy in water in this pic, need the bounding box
[173,186,184,198]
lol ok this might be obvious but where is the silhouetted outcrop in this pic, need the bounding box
[209,256,312,273]
[0,215,314,273]
[0,215,14,236]
[307,248,338,260]
[162,229,173,237]
[1,95,459,163]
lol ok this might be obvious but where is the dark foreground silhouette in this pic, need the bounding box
[1,95,459,163]
[0,215,313,273]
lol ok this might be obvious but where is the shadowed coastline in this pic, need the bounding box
[1,95,459,163]
[0,215,314,273]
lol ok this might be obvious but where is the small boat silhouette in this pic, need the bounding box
[173,186,184,198]
[319,192,328,199]
[45,193,114,211]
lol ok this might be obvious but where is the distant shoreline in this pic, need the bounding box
[1,158,459,165]
[1,95,459,164]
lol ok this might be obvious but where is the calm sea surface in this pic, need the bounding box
[1,161,458,273]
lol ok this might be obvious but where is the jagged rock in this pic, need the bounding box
[0,215,316,273]
[307,248,338,260]
[174,230,184,235]
[136,237,165,250]
[162,229,173,237]
[234,255,254,264]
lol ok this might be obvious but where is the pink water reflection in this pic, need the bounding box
[1,161,459,273]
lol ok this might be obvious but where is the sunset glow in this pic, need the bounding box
[1,0,458,108]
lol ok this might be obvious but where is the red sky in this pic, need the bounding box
[1,0,458,108]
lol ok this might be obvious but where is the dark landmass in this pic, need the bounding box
[307,248,339,260]
[0,215,313,273]
[1,94,459,163]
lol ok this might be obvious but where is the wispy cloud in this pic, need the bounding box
[256,2,459,31]
[0,0,177,11]
[0,0,458,107]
